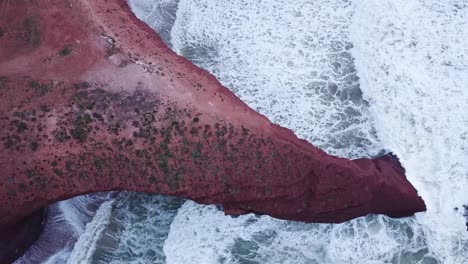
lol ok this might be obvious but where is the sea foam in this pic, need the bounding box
[350,0,468,262]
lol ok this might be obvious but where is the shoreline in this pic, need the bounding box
[0,1,425,262]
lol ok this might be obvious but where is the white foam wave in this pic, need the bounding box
[66,200,115,264]
[128,0,179,46]
[170,0,384,159]
[42,250,72,264]
[15,194,113,264]
[58,193,112,235]
[59,193,183,264]
[93,194,182,264]
[165,201,440,264]
[350,0,468,262]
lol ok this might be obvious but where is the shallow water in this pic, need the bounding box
[23,0,468,263]
[14,193,114,264]
[67,193,183,264]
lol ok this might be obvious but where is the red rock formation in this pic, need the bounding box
[0,209,45,264]
[0,0,425,261]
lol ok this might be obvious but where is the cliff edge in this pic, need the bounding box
[0,1,425,263]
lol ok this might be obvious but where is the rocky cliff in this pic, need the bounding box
[0,0,425,262]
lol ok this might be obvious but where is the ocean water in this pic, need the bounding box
[69,193,183,264]
[21,0,467,263]
[14,193,114,264]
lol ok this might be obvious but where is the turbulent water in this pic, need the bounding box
[21,0,467,263]
[14,193,114,264]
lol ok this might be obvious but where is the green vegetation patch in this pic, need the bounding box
[70,113,93,142]
[58,44,73,57]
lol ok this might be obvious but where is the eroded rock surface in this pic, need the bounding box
[0,0,425,262]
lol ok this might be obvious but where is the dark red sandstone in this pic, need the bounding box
[0,0,425,262]
[0,209,45,264]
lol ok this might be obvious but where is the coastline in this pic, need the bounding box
[0,1,425,262]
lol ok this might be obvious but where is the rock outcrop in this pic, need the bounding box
[0,0,425,262]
